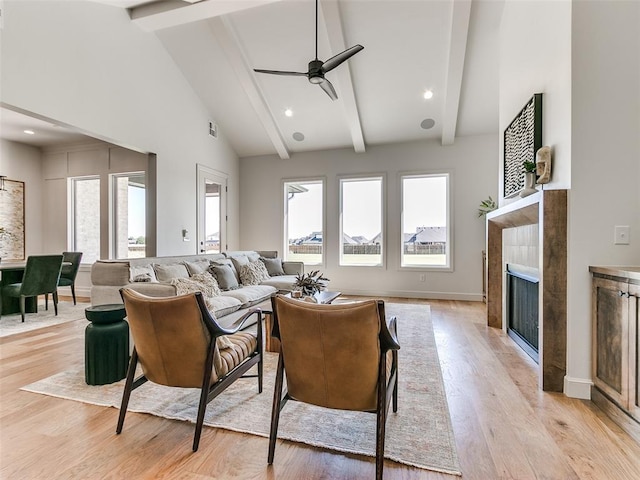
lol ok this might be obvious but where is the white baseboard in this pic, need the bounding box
[331,287,483,302]
[564,375,592,399]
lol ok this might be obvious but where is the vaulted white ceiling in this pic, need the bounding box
[2,0,503,158]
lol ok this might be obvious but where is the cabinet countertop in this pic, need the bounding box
[589,266,640,282]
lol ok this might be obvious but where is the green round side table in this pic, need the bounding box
[84,304,129,386]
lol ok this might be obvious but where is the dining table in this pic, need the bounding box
[0,261,71,315]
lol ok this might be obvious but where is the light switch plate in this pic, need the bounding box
[614,225,630,245]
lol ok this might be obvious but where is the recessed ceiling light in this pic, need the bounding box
[292,132,305,141]
[423,90,434,100]
[284,109,293,117]
[23,129,35,135]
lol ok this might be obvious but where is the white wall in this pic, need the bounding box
[500,0,640,398]
[566,0,640,398]
[0,1,241,254]
[0,140,43,257]
[499,0,572,201]
[240,135,498,300]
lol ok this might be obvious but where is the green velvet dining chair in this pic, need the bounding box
[57,251,83,305]
[0,255,64,322]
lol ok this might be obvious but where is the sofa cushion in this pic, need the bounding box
[208,295,243,318]
[260,256,285,276]
[239,260,270,286]
[154,263,190,282]
[260,274,298,292]
[184,259,211,276]
[92,261,131,286]
[209,263,240,291]
[221,285,277,308]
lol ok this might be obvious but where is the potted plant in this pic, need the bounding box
[293,270,329,296]
[477,196,497,218]
[520,160,538,197]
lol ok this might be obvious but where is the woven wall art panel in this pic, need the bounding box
[504,94,543,198]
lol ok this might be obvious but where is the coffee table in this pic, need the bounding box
[262,290,342,353]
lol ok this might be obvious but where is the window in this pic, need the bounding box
[401,173,450,268]
[70,176,101,264]
[112,173,146,259]
[197,166,227,255]
[284,179,324,265]
[339,176,383,266]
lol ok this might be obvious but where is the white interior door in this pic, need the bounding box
[196,165,227,255]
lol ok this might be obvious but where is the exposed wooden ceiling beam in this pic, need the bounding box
[319,0,365,153]
[441,0,472,146]
[210,16,290,159]
[130,0,283,32]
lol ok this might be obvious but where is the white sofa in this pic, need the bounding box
[90,250,303,329]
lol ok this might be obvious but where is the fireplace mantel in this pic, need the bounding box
[486,189,567,392]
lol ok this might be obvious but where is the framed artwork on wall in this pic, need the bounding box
[0,179,26,261]
[503,93,543,198]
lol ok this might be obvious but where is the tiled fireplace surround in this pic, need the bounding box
[486,190,568,392]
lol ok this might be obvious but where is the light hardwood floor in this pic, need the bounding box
[2,297,640,479]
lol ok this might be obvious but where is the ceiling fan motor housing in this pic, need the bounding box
[308,60,325,84]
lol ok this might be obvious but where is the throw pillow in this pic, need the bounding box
[133,273,153,282]
[228,254,250,278]
[171,277,214,310]
[129,264,158,283]
[260,256,285,276]
[239,259,271,286]
[154,263,190,282]
[209,263,240,290]
[184,259,211,276]
[190,272,222,297]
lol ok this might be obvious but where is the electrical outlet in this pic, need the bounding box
[419,274,426,282]
[614,225,630,245]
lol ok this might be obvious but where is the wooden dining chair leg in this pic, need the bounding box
[268,354,286,464]
[375,405,387,480]
[53,291,59,316]
[393,351,399,412]
[71,284,77,305]
[258,352,263,394]
[45,293,49,311]
[19,296,26,322]
[117,349,139,434]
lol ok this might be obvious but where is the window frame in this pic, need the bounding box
[282,177,326,267]
[338,173,385,268]
[399,171,452,272]
[110,171,146,260]
[69,175,101,265]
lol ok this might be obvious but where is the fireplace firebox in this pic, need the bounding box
[506,265,539,362]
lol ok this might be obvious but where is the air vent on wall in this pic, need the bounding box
[209,122,218,138]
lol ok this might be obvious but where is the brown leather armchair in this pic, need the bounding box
[117,288,263,451]
[268,295,399,480]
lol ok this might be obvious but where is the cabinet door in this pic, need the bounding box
[628,282,640,421]
[592,276,629,408]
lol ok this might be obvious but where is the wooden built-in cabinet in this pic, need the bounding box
[590,266,640,440]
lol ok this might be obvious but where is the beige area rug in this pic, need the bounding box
[21,303,461,476]
[0,301,87,338]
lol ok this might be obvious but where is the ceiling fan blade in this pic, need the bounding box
[322,45,364,73]
[319,78,338,101]
[253,69,308,77]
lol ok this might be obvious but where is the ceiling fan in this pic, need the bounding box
[253,0,363,101]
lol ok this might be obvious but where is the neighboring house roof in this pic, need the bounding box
[342,233,359,244]
[350,235,369,244]
[407,227,447,244]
